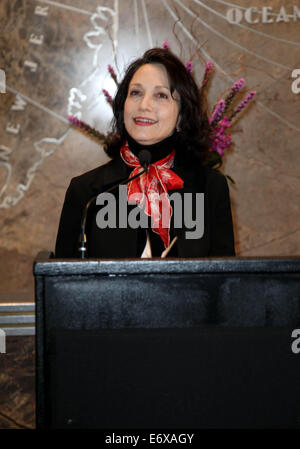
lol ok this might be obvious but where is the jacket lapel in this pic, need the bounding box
[171,161,210,257]
[88,156,138,258]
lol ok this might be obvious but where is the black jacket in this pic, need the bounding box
[55,154,235,258]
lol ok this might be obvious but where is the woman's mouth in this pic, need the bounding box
[133,117,158,126]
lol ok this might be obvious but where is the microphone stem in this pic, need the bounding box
[79,168,146,259]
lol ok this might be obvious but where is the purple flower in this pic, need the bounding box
[204,61,213,78]
[223,78,245,110]
[162,40,170,50]
[186,61,193,73]
[67,115,88,130]
[67,115,81,126]
[205,61,213,72]
[219,117,231,128]
[222,78,246,113]
[209,99,226,125]
[232,78,245,93]
[67,115,108,143]
[107,64,118,85]
[202,61,214,86]
[102,88,113,105]
[210,118,232,156]
[231,90,256,119]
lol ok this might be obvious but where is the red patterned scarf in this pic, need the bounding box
[120,141,184,248]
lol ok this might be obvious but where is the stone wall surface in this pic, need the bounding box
[0,336,35,429]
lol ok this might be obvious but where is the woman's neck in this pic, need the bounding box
[125,131,178,163]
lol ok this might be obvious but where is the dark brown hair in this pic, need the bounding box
[104,47,212,165]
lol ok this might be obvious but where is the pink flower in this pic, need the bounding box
[186,61,193,73]
[204,61,213,78]
[162,40,170,50]
[67,115,81,126]
[218,117,231,128]
[209,116,232,156]
[202,61,214,86]
[232,78,245,93]
[205,61,213,72]
[108,64,114,75]
[107,64,118,85]
[224,79,246,110]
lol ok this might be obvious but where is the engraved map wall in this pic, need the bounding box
[0,0,299,297]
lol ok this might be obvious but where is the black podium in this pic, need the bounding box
[34,257,300,429]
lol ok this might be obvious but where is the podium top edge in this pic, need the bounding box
[33,256,300,276]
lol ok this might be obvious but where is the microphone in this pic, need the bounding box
[78,150,152,259]
[138,149,151,170]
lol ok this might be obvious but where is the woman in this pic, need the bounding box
[55,48,235,258]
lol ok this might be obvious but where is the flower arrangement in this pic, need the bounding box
[67,42,256,184]
[67,115,108,144]
[203,64,256,182]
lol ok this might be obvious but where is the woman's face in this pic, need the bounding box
[124,63,180,145]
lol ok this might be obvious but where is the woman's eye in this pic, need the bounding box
[129,90,141,96]
[157,92,168,99]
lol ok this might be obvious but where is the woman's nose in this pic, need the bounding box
[139,94,152,110]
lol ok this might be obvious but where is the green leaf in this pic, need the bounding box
[225,174,235,185]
